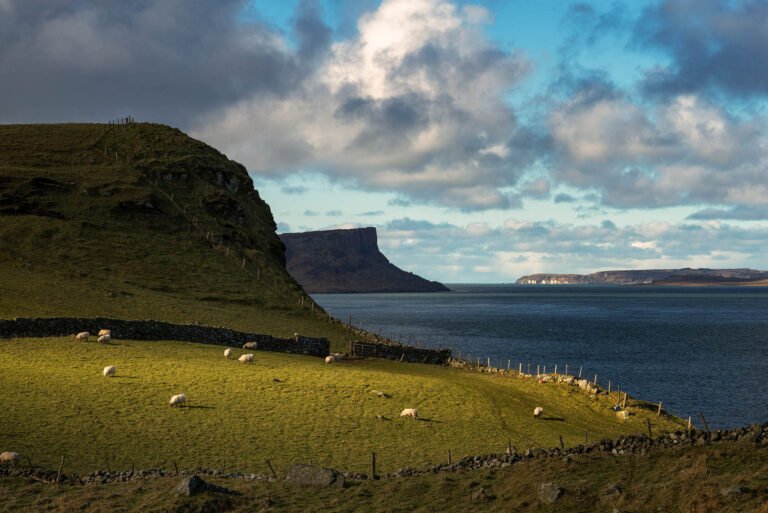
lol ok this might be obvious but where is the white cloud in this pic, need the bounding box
[194,0,533,210]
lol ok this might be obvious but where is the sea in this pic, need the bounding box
[313,284,768,429]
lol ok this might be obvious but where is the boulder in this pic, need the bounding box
[284,464,345,488]
[174,475,208,497]
[604,483,623,496]
[173,475,235,497]
[538,482,564,504]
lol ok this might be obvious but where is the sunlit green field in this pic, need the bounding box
[0,337,683,476]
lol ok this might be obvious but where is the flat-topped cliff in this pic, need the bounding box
[517,268,768,285]
[280,227,449,293]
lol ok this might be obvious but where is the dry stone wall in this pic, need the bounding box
[0,317,329,356]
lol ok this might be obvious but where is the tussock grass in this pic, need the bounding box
[0,337,682,476]
[1,439,765,512]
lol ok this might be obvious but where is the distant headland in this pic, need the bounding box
[516,268,768,286]
[280,227,449,293]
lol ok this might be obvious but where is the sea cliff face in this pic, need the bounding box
[516,268,768,285]
[280,227,449,293]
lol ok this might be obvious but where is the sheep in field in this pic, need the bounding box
[98,329,111,337]
[400,408,418,419]
[239,353,254,364]
[243,342,257,350]
[169,393,186,407]
[103,365,116,377]
[533,406,544,418]
[75,332,90,341]
[98,334,111,344]
[324,355,335,364]
[0,452,20,466]
[224,348,233,359]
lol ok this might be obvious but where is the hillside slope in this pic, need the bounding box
[0,123,346,341]
[281,227,449,293]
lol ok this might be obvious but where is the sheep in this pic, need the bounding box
[330,352,345,361]
[239,353,254,364]
[400,408,418,419]
[98,329,111,337]
[224,348,233,359]
[103,365,116,377]
[533,406,544,418]
[98,334,111,344]
[169,393,186,407]
[324,355,335,364]
[75,331,90,341]
[243,342,257,350]
[0,452,20,466]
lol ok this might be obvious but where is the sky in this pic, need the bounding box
[1,0,767,282]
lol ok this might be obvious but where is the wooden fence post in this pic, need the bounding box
[266,460,277,479]
[56,456,65,485]
[559,435,564,449]
[370,452,377,480]
[646,418,653,439]
[657,402,663,415]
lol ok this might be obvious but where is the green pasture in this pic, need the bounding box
[0,337,684,476]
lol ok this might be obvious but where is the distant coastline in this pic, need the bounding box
[516,268,768,286]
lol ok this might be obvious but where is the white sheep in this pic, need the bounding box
[533,406,544,418]
[103,365,116,377]
[324,355,335,364]
[224,348,233,359]
[239,353,254,364]
[75,331,90,341]
[169,393,186,407]
[0,451,20,465]
[98,329,111,337]
[400,408,418,419]
[243,342,257,350]
[98,334,111,344]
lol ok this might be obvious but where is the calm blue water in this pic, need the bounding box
[314,285,768,429]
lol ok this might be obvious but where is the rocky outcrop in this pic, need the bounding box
[516,268,768,285]
[280,227,449,293]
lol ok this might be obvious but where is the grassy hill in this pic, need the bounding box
[0,123,348,344]
[0,336,684,476]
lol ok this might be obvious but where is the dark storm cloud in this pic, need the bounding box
[0,0,329,125]
[554,193,577,204]
[687,206,768,221]
[635,0,768,98]
[280,185,308,195]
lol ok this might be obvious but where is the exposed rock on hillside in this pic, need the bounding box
[280,227,449,293]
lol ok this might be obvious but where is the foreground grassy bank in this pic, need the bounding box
[1,438,765,513]
[0,337,683,475]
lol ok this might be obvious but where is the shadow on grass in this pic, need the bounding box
[184,405,216,410]
[538,417,565,422]
[113,375,139,379]
[416,418,442,423]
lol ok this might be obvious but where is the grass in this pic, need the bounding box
[0,337,683,476]
[1,439,765,512]
[0,123,356,348]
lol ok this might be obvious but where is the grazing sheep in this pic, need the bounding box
[243,342,257,350]
[224,348,233,359]
[324,355,335,364]
[0,452,20,465]
[533,406,544,418]
[98,329,111,337]
[103,365,116,377]
[169,393,186,407]
[98,334,111,344]
[75,331,90,341]
[239,353,254,364]
[400,408,418,419]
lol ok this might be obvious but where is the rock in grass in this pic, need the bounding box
[174,475,208,497]
[173,475,235,496]
[471,486,494,502]
[538,482,564,504]
[284,464,345,488]
[604,483,623,496]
